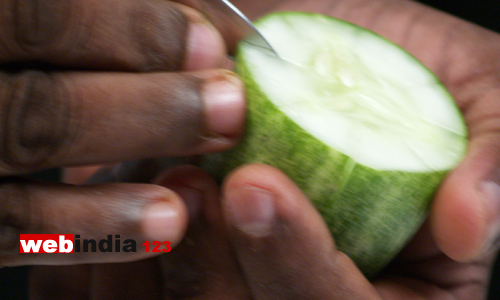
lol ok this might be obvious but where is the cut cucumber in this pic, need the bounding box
[205,12,468,277]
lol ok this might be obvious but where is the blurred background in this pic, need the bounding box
[1,0,500,299]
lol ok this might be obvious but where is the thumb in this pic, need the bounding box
[222,164,380,300]
[432,113,500,261]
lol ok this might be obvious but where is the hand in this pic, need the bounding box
[233,0,500,264]
[30,164,493,300]
[0,0,245,267]
[28,0,500,299]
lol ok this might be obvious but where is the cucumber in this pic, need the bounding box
[205,12,468,277]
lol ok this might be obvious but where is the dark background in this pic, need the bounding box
[418,0,500,32]
[1,0,500,299]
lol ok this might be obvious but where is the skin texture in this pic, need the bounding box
[30,164,494,300]
[2,0,500,299]
[232,0,500,261]
[0,0,245,266]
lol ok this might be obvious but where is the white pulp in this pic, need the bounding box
[242,15,467,171]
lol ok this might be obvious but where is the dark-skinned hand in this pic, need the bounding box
[0,0,245,267]
[20,0,500,299]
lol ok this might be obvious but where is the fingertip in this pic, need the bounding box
[222,163,328,240]
[202,70,246,139]
[141,193,188,246]
[178,5,226,71]
[223,165,295,230]
[431,132,500,261]
[431,163,490,261]
[224,185,275,237]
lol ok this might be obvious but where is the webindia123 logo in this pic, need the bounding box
[19,234,171,253]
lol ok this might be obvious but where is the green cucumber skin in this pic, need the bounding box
[204,12,467,277]
[207,56,447,278]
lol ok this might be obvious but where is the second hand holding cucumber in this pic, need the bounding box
[204,11,468,277]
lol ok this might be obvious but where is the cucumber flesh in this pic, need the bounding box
[241,14,467,171]
[209,12,469,277]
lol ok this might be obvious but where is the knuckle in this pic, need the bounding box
[6,0,74,52]
[128,1,188,71]
[0,71,75,169]
[465,89,500,139]
[145,74,205,152]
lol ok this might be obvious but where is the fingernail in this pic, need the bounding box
[142,202,182,242]
[480,181,500,252]
[203,72,245,137]
[183,15,225,71]
[225,186,275,237]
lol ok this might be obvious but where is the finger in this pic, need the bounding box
[0,69,245,174]
[171,0,254,54]
[29,265,91,300]
[222,164,381,300]
[432,130,500,261]
[0,0,225,71]
[0,177,188,266]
